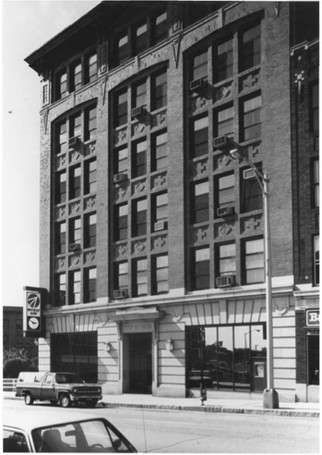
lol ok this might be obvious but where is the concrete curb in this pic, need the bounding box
[4,395,319,418]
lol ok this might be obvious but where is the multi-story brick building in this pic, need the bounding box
[3,306,37,355]
[25,1,319,401]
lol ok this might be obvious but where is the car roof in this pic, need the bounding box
[4,407,103,432]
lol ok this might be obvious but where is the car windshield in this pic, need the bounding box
[32,418,135,452]
[55,373,83,384]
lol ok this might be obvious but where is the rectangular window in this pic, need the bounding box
[133,198,147,237]
[70,217,81,245]
[84,106,97,141]
[115,261,128,291]
[151,69,167,110]
[192,181,209,224]
[55,171,67,204]
[153,10,168,44]
[70,61,82,92]
[132,139,147,177]
[133,258,148,297]
[218,243,236,277]
[192,116,208,158]
[56,121,67,154]
[214,38,233,82]
[312,159,319,208]
[152,131,168,171]
[239,24,261,72]
[241,95,261,141]
[191,49,208,81]
[313,235,319,286]
[115,204,128,241]
[84,159,97,195]
[244,238,264,284]
[241,165,262,212]
[55,221,66,254]
[114,89,128,127]
[84,52,97,84]
[134,21,148,54]
[84,268,96,303]
[70,270,81,305]
[116,31,131,65]
[55,70,67,100]
[114,146,128,175]
[193,247,210,290]
[215,105,234,139]
[84,213,96,248]
[310,82,319,133]
[70,113,82,140]
[70,166,81,199]
[55,273,66,306]
[153,192,168,225]
[3,319,9,330]
[216,173,235,212]
[132,80,147,108]
[153,255,169,294]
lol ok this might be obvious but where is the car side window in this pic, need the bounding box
[3,429,29,452]
[45,374,54,384]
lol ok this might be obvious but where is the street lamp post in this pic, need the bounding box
[229,147,279,409]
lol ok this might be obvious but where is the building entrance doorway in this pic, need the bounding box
[123,333,152,394]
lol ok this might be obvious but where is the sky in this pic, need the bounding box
[2,0,101,307]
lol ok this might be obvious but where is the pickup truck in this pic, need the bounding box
[15,372,102,408]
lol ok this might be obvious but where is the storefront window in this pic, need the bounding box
[308,334,319,385]
[186,324,266,392]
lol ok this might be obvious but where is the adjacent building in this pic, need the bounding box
[25,1,319,401]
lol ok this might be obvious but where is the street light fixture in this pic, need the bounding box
[229,146,279,409]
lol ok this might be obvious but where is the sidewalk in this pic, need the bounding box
[3,391,320,418]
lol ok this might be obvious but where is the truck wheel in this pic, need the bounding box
[87,399,98,407]
[24,393,33,405]
[59,394,71,408]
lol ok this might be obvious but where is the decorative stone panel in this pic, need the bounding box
[151,235,167,252]
[189,95,208,115]
[191,157,209,179]
[69,254,82,267]
[132,178,147,196]
[131,120,148,137]
[84,250,96,265]
[69,149,82,164]
[54,257,66,272]
[213,80,234,104]
[240,214,263,236]
[191,225,209,245]
[151,172,167,191]
[213,153,235,173]
[84,195,96,211]
[69,200,81,216]
[132,239,147,256]
[151,110,167,130]
[214,221,235,240]
[84,141,96,157]
[114,242,128,260]
[113,184,129,203]
[55,205,67,220]
[113,127,128,147]
[243,142,261,162]
[55,153,67,170]
[239,69,260,93]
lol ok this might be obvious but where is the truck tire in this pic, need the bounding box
[87,399,98,408]
[59,393,71,408]
[24,393,33,406]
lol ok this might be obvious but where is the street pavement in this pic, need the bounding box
[3,391,320,418]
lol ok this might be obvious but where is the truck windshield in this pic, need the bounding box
[55,374,83,384]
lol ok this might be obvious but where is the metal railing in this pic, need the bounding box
[3,378,17,392]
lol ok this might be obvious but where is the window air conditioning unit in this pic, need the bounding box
[69,243,81,252]
[189,78,207,92]
[216,206,235,217]
[154,220,167,232]
[131,106,145,119]
[213,135,231,150]
[216,275,236,288]
[113,289,128,300]
[69,136,80,149]
[113,173,127,184]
